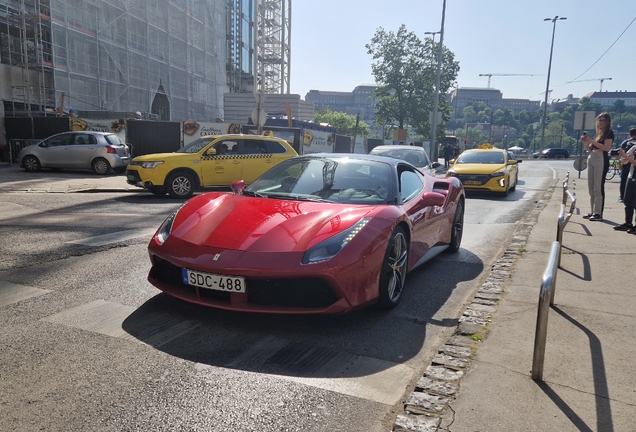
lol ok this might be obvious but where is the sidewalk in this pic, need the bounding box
[436,170,636,431]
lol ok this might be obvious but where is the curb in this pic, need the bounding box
[392,180,558,432]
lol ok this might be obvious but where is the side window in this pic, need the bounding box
[208,140,238,156]
[72,134,92,145]
[400,168,424,203]
[241,140,269,154]
[264,141,287,154]
[44,133,72,147]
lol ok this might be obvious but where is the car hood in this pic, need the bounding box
[449,163,507,175]
[169,193,375,252]
[132,153,195,162]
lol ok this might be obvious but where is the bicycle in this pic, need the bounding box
[605,158,621,181]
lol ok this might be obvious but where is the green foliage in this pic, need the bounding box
[366,25,459,142]
[314,108,370,137]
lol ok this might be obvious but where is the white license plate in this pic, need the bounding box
[182,269,246,293]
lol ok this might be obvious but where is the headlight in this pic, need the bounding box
[302,218,370,264]
[131,161,164,168]
[156,211,178,245]
[491,170,506,177]
[447,171,457,176]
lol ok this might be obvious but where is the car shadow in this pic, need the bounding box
[121,249,484,379]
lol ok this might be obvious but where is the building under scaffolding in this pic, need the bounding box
[0,0,229,121]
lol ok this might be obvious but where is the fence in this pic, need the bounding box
[8,139,40,165]
[531,170,577,381]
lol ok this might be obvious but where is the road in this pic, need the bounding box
[0,160,561,431]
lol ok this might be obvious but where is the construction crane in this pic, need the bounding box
[479,73,544,88]
[566,77,612,92]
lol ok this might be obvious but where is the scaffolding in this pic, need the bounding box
[1,0,229,121]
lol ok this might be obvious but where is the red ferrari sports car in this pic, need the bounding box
[147,153,465,314]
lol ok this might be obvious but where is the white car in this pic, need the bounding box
[369,145,441,176]
[18,131,130,175]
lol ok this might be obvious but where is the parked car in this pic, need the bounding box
[446,148,521,196]
[126,134,298,198]
[146,153,465,314]
[368,145,441,176]
[539,148,569,159]
[18,131,130,174]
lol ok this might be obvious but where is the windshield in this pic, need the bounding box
[176,137,216,153]
[370,148,429,168]
[245,158,392,205]
[455,151,504,164]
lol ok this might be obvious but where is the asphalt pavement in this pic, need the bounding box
[2,161,634,432]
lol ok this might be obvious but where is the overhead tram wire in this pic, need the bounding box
[567,15,636,83]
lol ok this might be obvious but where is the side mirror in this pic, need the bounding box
[431,161,441,168]
[507,160,517,165]
[517,159,522,163]
[38,142,48,148]
[231,180,246,194]
[448,159,455,165]
[420,191,446,207]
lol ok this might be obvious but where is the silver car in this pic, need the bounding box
[18,131,130,175]
[369,145,441,176]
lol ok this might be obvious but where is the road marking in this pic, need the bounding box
[65,228,157,246]
[43,299,199,347]
[222,334,415,405]
[0,281,52,307]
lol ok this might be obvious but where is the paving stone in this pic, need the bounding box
[463,309,490,319]
[479,285,504,294]
[432,353,468,369]
[424,365,464,381]
[456,322,483,335]
[414,376,458,396]
[458,315,488,325]
[446,335,474,347]
[472,298,496,306]
[393,413,440,432]
[404,391,448,414]
[467,303,496,313]
[440,344,472,358]
[475,292,501,301]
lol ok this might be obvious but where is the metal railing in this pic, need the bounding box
[532,170,576,381]
[8,139,40,166]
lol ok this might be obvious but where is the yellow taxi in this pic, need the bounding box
[446,148,521,196]
[126,135,298,198]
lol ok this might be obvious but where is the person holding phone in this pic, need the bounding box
[581,112,614,221]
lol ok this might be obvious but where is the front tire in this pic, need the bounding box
[92,158,111,175]
[22,155,41,172]
[377,227,408,309]
[166,171,195,198]
[446,198,464,253]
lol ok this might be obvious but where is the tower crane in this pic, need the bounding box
[479,73,544,88]
[566,77,612,92]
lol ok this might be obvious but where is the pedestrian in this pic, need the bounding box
[581,112,614,221]
[613,142,636,233]
[443,142,452,168]
[617,128,636,203]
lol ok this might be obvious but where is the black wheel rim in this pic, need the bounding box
[453,202,464,248]
[386,232,408,301]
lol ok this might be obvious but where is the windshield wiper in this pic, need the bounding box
[242,190,265,198]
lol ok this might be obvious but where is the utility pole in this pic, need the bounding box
[429,0,446,163]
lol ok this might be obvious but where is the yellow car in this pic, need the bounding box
[446,148,521,196]
[126,135,298,198]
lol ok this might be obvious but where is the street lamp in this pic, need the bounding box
[424,31,440,45]
[539,16,567,152]
[430,0,447,162]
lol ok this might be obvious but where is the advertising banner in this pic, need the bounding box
[182,121,242,146]
[301,129,335,155]
[71,118,126,142]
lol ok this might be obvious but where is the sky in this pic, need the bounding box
[290,0,635,103]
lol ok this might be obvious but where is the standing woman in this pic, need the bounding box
[581,112,614,221]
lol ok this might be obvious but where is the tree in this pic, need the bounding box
[366,25,459,140]
[314,108,370,137]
